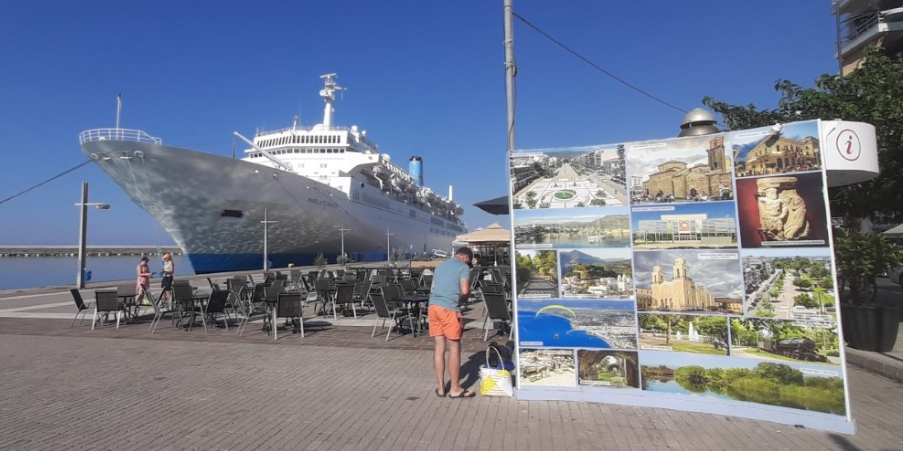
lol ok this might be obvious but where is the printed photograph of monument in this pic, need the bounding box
[741,248,836,322]
[631,202,738,249]
[558,248,633,299]
[638,351,846,416]
[519,349,577,387]
[732,121,822,177]
[627,134,733,204]
[513,207,630,249]
[735,173,829,248]
[639,314,729,356]
[634,250,743,313]
[514,249,559,298]
[518,299,638,349]
[510,144,626,210]
[728,317,840,365]
[577,350,640,388]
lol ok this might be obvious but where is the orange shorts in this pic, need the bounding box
[428,305,463,340]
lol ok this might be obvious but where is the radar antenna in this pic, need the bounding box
[319,73,346,127]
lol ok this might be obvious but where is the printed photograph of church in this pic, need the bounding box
[634,250,743,313]
[627,134,733,204]
[631,202,738,249]
[732,121,821,178]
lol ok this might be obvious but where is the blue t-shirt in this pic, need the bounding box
[428,257,470,312]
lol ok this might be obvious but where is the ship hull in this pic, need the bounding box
[81,139,462,273]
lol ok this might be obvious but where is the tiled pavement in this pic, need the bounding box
[1,290,903,449]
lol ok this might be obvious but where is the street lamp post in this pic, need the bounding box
[385,227,395,263]
[75,182,110,289]
[261,208,279,270]
[338,223,353,261]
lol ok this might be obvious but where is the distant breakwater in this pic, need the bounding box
[0,245,183,257]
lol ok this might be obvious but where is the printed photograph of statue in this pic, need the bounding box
[731,121,822,178]
[736,173,828,248]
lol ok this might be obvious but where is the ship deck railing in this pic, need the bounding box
[79,128,163,145]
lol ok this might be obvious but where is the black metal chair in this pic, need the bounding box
[333,283,360,318]
[189,290,230,333]
[369,290,409,341]
[481,292,512,341]
[273,293,304,339]
[69,288,93,328]
[92,290,124,330]
[237,283,271,336]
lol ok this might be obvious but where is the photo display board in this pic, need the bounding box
[508,120,854,433]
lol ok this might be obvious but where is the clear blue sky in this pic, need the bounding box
[0,1,839,246]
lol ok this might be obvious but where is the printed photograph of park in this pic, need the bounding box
[517,299,638,349]
[729,318,840,365]
[638,314,729,356]
[510,145,627,210]
[631,202,738,250]
[558,248,633,299]
[627,134,733,204]
[577,350,640,389]
[514,249,559,299]
[519,349,577,387]
[742,248,836,324]
[639,352,846,416]
[731,121,822,178]
[513,207,630,249]
[634,250,744,314]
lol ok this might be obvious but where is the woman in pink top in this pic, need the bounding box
[136,256,153,305]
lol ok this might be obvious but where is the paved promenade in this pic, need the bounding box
[1,285,902,450]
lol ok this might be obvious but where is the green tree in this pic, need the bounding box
[704,47,903,223]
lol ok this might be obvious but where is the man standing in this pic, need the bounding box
[428,246,475,398]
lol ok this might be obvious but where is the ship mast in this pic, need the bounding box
[504,0,517,152]
[320,73,345,127]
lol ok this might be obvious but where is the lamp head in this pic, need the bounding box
[95,204,111,210]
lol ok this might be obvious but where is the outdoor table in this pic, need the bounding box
[397,294,430,336]
[174,293,209,331]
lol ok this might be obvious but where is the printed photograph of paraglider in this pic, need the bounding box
[638,314,729,356]
[517,299,638,349]
[518,349,577,387]
[577,350,640,388]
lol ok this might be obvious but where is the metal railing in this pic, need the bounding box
[79,128,162,145]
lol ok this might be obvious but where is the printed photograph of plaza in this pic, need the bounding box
[741,248,836,324]
[634,250,744,314]
[631,202,738,250]
[513,207,630,249]
[577,350,640,389]
[729,317,840,365]
[558,248,633,299]
[627,134,733,204]
[732,121,822,178]
[510,145,627,210]
[514,249,560,299]
[517,299,638,349]
[638,352,846,416]
[639,314,729,356]
[519,349,577,387]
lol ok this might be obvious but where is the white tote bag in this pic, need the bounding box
[479,346,513,397]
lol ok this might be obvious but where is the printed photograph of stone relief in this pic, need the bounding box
[735,173,829,248]
[730,121,822,178]
[633,250,744,314]
[626,134,733,205]
[631,202,738,250]
[577,350,640,388]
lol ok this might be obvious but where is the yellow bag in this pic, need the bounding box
[479,347,513,397]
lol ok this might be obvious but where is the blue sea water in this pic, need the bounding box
[518,313,611,348]
[0,255,194,291]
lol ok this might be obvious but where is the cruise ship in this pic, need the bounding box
[79,74,466,273]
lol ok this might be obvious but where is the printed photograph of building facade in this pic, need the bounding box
[558,248,633,299]
[577,350,640,388]
[634,250,743,313]
[638,314,729,356]
[631,202,738,250]
[728,317,840,365]
[627,134,733,204]
[513,207,630,249]
[735,173,829,248]
[514,249,559,298]
[742,248,837,321]
[510,145,626,210]
[638,352,846,416]
[518,299,638,349]
[519,349,577,387]
[731,121,822,178]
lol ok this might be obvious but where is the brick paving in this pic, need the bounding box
[1,289,902,450]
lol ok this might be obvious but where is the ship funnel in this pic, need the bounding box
[449,185,453,201]
[408,156,423,186]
